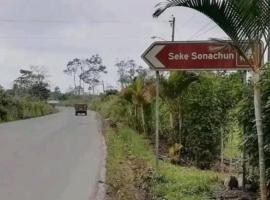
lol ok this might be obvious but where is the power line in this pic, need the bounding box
[0,19,168,24]
[188,22,217,40]
[196,24,218,38]
[187,22,212,39]
[0,35,152,40]
[181,13,196,27]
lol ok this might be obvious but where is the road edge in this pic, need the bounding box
[92,112,107,200]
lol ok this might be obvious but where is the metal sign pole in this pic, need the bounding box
[155,70,160,168]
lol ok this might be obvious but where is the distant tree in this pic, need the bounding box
[13,69,33,96]
[0,85,4,95]
[81,54,107,94]
[50,86,62,100]
[105,89,118,96]
[65,55,107,95]
[64,58,84,95]
[29,82,50,100]
[54,86,61,94]
[64,58,79,89]
[116,59,147,89]
[13,67,50,100]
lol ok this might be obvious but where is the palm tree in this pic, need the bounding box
[123,77,154,134]
[154,1,270,199]
[160,72,198,148]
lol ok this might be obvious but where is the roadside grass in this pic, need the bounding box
[153,163,222,200]
[106,127,224,200]
[224,131,242,160]
[0,99,55,123]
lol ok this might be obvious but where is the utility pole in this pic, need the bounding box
[102,80,105,93]
[169,15,175,42]
[242,70,247,190]
[155,16,175,168]
[155,71,160,168]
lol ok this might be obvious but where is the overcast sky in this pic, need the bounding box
[0,0,227,92]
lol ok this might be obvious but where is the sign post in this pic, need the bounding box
[155,71,160,168]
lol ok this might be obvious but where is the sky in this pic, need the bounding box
[0,0,227,92]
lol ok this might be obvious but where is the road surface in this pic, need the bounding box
[0,107,105,200]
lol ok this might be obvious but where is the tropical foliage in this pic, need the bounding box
[153,1,270,198]
[91,70,246,169]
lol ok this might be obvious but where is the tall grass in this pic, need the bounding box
[106,127,224,200]
[0,98,54,122]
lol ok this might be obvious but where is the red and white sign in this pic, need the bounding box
[142,41,256,70]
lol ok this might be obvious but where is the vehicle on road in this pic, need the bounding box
[74,104,88,116]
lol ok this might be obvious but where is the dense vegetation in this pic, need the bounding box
[154,1,270,198]
[0,67,54,123]
[239,66,270,187]
[91,64,270,196]
[92,71,245,169]
[0,92,54,122]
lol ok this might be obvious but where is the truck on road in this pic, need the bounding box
[74,104,88,116]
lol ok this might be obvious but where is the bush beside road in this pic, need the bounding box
[105,127,223,200]
[0,98,54,123]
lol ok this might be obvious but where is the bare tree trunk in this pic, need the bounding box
[178,103,183,160]
[169,112,173,129]
[141,105,146,135]
[242,129,246,190]
[178,108,183,161]
[220,128,224,172]
[242,70,247,190]
[79,77,82,95]
[134,106,137,117]
[83,82,85,95]
[73,74,77,94]
[178,112,182,146]
[229,131,233,174]
[134,106,138,130]
[253,71,267,200]
[102,80,105,93]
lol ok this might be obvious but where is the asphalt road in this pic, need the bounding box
[0,107,105,200]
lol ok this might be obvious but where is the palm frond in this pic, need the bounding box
[153,0,270,69]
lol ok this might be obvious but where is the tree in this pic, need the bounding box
[82,54,107,94]
[154,1,270,198]
[116,59,147,89]
[239,65,270,194]
[13,67,50,100]
[65,55,107,95]
[30,82,50,100]
[13,69,33,96]
[64,58,79,93]
[122,77,154,134]
[131,78,147,134]
[64,58,85,95]
[160,72,198,151]
[50,86,62,100]
[29,66,50,100]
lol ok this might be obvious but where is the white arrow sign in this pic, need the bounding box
[142,44,166,69]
